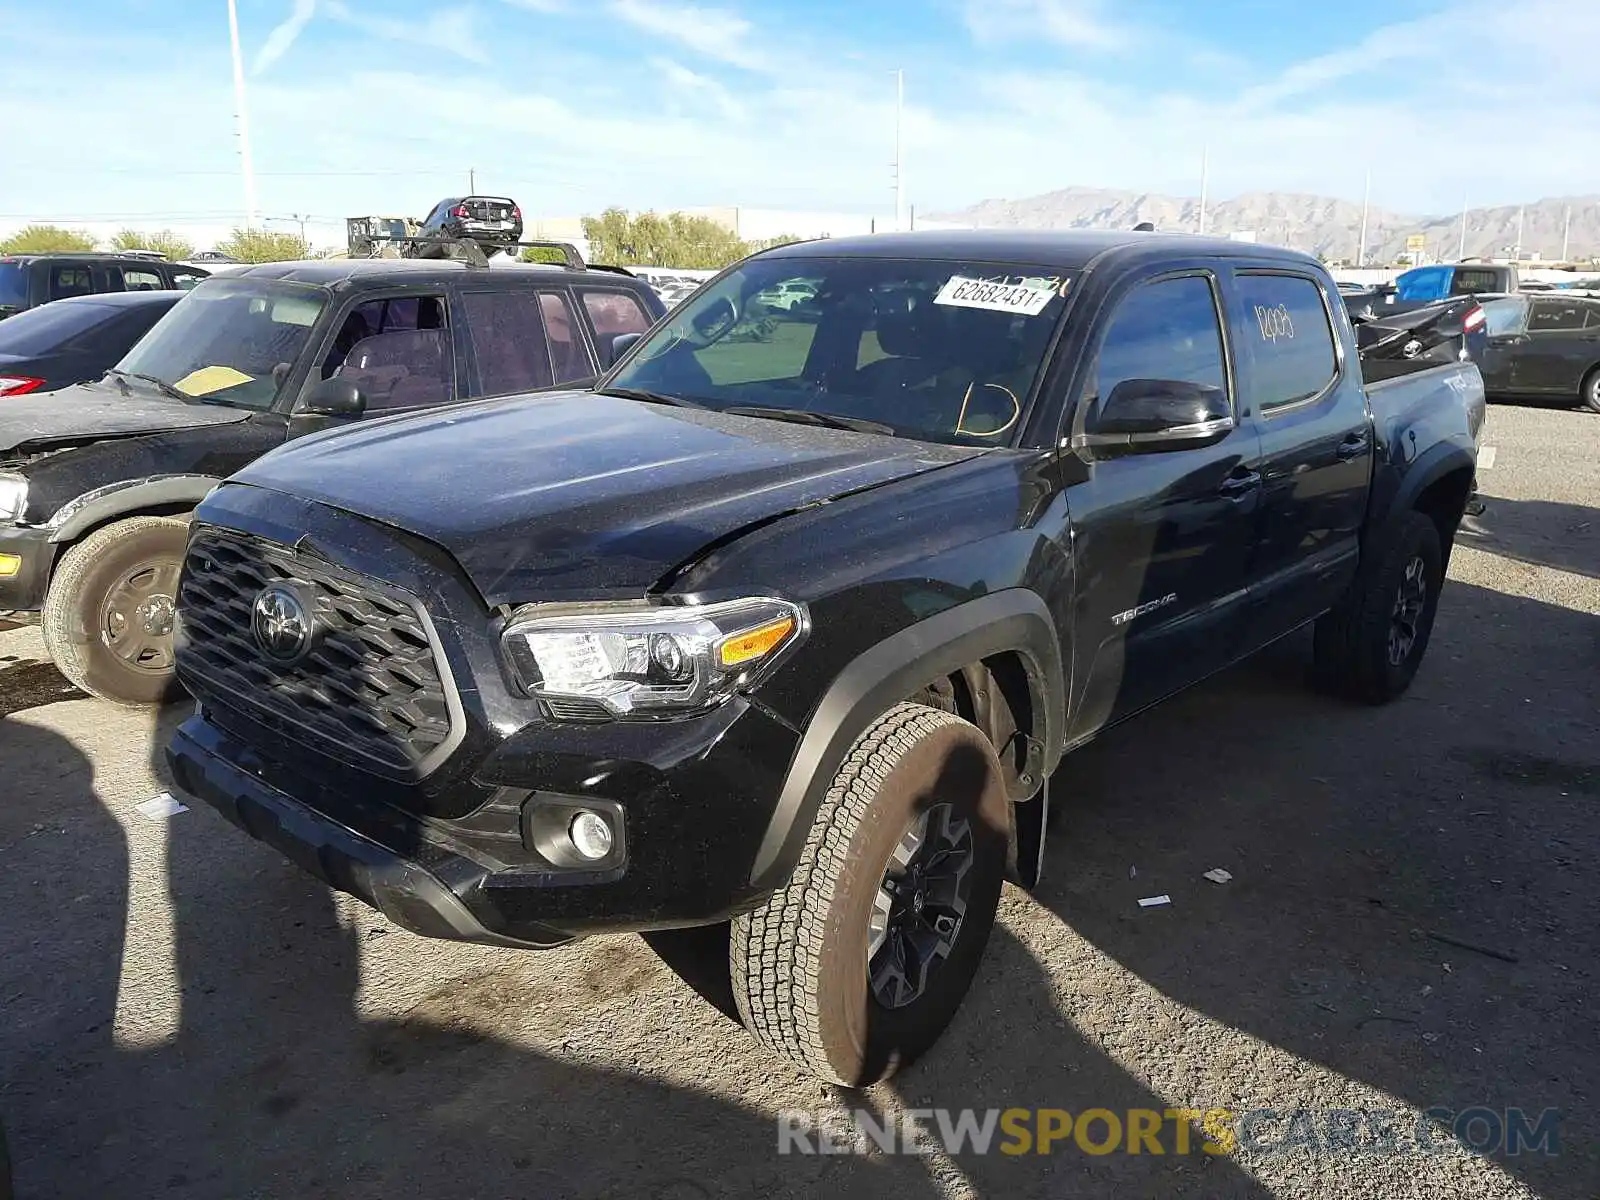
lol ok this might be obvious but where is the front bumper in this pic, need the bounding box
[168,715,571,948]
[0,524,55,612]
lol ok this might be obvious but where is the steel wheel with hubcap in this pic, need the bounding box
[42,514,191,706]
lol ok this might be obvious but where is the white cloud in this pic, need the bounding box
[324,1,489,64]
[651,57,747,123]
[254,0,318,75]
[964,0,1124,49]
[609,0,763,69]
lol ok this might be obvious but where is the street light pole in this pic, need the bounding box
[1198,144,1209,236]
[1563,205,1572,262]
[893,69,906,233]
[226,0,259,228]
[1357,168,1371,267]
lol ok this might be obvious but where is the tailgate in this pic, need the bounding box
[468,199,515,222]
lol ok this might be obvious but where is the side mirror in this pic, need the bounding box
[603,331,644,369]
[298,376,366,418]
[1076,378,1232,452]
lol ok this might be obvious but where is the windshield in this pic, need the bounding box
[608,256,1075,446]
[0,263,27,312]
[1480,296,1529,337]
[0,299,119,354]
[115,277,328,409]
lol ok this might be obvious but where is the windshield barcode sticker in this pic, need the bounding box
[934,275,1059,316]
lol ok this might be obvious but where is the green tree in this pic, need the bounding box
[0,225,97,254]
[747,233,807,253]
[215,227,309,264]
[110,228,194,260]
[520,245,571,265]
[581,208,756,270]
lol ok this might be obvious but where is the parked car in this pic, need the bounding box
[162,229,1485,1086]
[1476,293,1600,412]
[416,196,523,253]
[0,253,663,703]
[754,280,816,311]
[189,251,239,265]
[0,254,208,320]
[0,291,182,397]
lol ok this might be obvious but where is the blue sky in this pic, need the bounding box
[2,0,1595,248]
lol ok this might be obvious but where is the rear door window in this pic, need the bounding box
[1527,300,1587,332]
[1234,273,1339,412]
[0,299,117,354]
[170,269,208,291]
[461,290,556,394]
[541,292,591,383]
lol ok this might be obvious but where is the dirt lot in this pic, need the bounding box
[1,403,1595,1200]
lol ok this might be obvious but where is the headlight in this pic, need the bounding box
[501,597,806,720]
[0,474,27,522]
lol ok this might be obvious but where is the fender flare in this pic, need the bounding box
[1375,439,1477,543]
[747,588,1066,891]
[47,475,221,543]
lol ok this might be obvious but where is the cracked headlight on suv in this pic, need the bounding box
[0,475,28,522]
[501,597,806,720]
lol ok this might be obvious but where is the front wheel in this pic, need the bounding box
[731,703,1009,1085]
[1313,511,1444,704]
[41,515,190,706]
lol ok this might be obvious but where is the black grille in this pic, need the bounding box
[177,527,457,779]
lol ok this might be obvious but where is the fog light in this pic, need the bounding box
[0,553,19,578]
[568,811,614,861]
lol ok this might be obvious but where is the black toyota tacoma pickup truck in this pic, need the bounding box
[165,230,1485,1086]
[0,250,662,703]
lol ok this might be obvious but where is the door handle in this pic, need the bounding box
[1336,433,1370,460]
[1218,467,1261,498]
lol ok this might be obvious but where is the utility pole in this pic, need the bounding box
[1459,195,1468,260]
[893,70,906,233]
[1357,168,1371,267]
[1516,205,1525,262]
[1563,205,1572,262]
[1198,144,1209,236]
[227,0,259,227]
[469,167,476,194]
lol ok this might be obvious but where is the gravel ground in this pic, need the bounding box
[1,402,1595,1200]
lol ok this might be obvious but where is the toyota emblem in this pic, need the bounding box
[251,584,312,664]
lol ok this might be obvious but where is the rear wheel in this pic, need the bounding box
[1313,511,1443,704]
[1580,367,1600,414]
[41,515,189,706]
[730,702,1008,1085]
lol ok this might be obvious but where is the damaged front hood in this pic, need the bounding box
[0,379,251,459]
[233,390,983,604]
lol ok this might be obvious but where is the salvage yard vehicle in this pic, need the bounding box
[416,196,523,254]
[164,230,1485,1087]
[1354,294,1490,383]
[0,253,208,320]
[0,246,663,704]
[1476,293,1600,412]
[0,291,182,397]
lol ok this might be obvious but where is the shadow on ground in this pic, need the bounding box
[1457,494,1600,580]
[1019,578,1598,1199]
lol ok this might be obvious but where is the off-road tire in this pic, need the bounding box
[1580,366,1600,414]
[1313,511,1444,704]
[730,702,1009,1085]
[41,515,189,707]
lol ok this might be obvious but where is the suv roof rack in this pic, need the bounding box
[352,234,593,271]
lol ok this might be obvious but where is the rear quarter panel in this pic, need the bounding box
[1362,361,1485,536]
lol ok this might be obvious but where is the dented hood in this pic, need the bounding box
[0,378,250,457]
[233,390,981,604]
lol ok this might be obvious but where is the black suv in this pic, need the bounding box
[0,253,208,319]
[165,230,1484,1087]
[417,197,523,253]
[0,250,662,704]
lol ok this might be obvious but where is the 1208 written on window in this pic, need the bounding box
[1236,274,1337,411]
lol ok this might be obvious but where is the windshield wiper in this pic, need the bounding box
[107,368,188,402]
[722,405,895,436]
[596,386,705,409]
